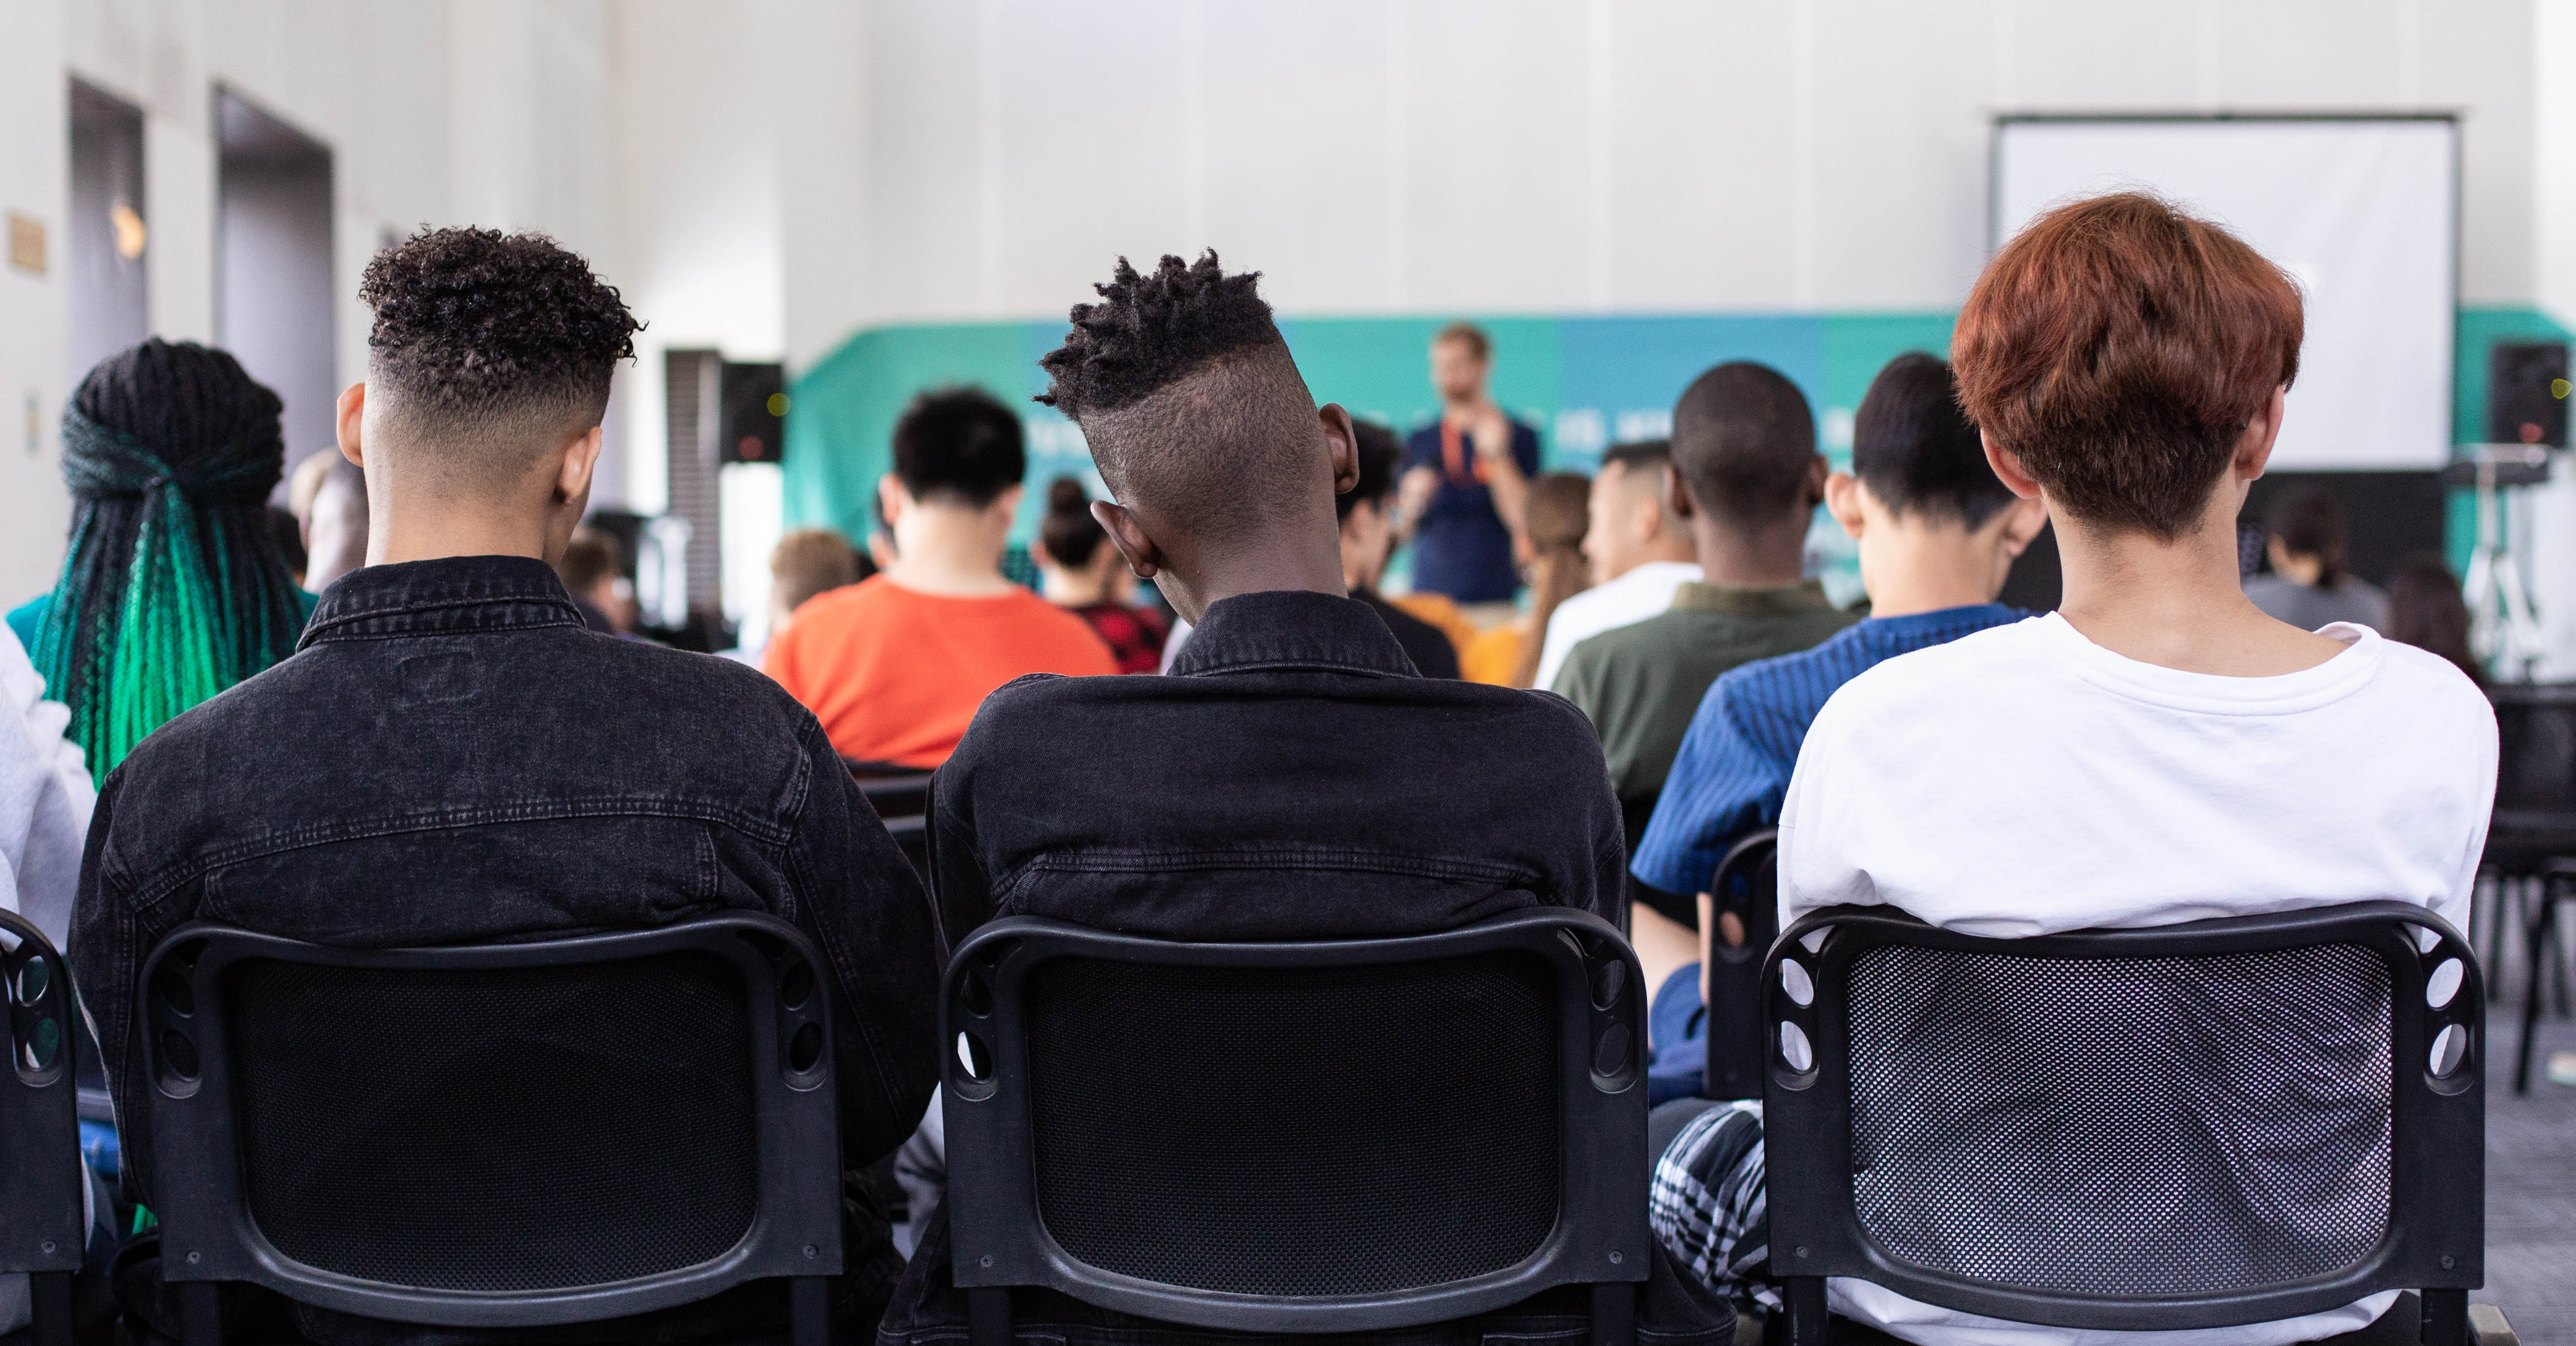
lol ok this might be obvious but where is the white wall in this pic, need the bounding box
[0,0,72,603]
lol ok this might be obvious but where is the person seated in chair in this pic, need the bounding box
[1648,193,2496,1346]
[1631,352,2044,1098]
[70,226,941,1346]
[1341,421,1464,678]
[876,251,1735,1346]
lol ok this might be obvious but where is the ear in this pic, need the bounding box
[1801,453,1829,506]
[1319,403,1361,496]
[877,473,907,528]
[2235,385,2286,482]
[1663,462,1696,520]
[1980,432,2045,501]
[1996,495,2048,558]
[990,481,1025,523]
[1822,471,1867,541]
[556,425,603,504]
[1093,499,1164,580]
[336,382,367,467]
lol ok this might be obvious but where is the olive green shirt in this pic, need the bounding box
[1549,580,1860,805]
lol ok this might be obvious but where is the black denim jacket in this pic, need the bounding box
[882,589,1732,1346]
[69,556,942,1342]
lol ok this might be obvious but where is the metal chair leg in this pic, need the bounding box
[1591,1280,1636,1346]
[1785,1276,1830,1346]
[179,1281,223,1346]
[2518,894,2557,1094]
[791,1275,830,1346]
[968,1286,1011,1346]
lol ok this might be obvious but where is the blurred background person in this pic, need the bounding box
[1036,476,1170,673]
[2244,485,2389,630]
[553,524,636,634]
[769,526,867,640]
[2385,552,2481,686]
[1344,421,1463,678]
[302,456,370,593]
[1463,471,1592,687]
[7,339,310,773]
[1533,439,1701,690]
[1398,323,1538,616]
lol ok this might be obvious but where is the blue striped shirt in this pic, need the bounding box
[1631,603,2029,896]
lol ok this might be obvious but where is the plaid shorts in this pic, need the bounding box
[1648,1100,1776,1309]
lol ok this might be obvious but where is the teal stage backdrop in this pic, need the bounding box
[784,306,2571,584]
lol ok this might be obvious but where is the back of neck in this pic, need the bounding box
[1692,515,1809,589]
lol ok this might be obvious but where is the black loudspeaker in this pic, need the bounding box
[2489,342,2568,448]
[719,362,786,464]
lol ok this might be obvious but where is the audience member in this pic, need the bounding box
[771,526,867,633]
[303,455,370,592]
[2386,551,2481,686]
[877,251,1733,1346]
[69,226,941,1345]
[7,339,313,773]
[1630,352,2042,1078]
[266,504,309,588]
[1462,471,1593,686]
[1397,322,1539,609]
[1035,475,1172,672]
[1342,421,1465,677]
[1387,581,1481,663]
[554,523,634,633]
[1649,193,2496,1346]
[2244,486,2389,629]
[1530,439,1701,689]
[1552,362,1855,977]
[765,388,1117,767]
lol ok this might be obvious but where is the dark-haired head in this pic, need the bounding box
[894,388,1026,508]
[356,227,637,501]
[1038,251,1356,621]
[2267,486,2350,588]
[1038,476,1109,570]
[34,338,307,770]
[2385,553,2479,686]
[1671,363,1820,527]
[1852,353,2016,527]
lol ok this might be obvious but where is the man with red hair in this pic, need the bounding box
[1649,194,2495,1346]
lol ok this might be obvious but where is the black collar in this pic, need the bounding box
[300,555,585,649]
[1169,589,1419,679]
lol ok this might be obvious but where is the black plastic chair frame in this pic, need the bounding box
[139,914,845,1346]
[1,910,84,1346]
[1702,828,1779,1101]
[1762,901,2485,1346]
[942,909,1652,1346]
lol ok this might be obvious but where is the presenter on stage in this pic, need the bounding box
[1399,323,1540,609]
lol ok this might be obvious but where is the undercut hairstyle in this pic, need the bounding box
[1601,439,1672,478]
[1339,421,1403,523]
[770,527,863,613]
[1434,322,1492,363]
[1669,362,1819,526]
[1039,477,1110,568]
[358,227,639,485]
[2268,486,2350,587]
[34,338,306,772]
[892,387,1025,507]
[1953,191,2303,540]
[1038,252,1320,536]
[1852,353,2016,528]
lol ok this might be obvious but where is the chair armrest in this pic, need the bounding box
[2471,1303,2518,1346]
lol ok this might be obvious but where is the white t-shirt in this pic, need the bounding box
[1778,614,2497,1346]
[1535,560,1701,692]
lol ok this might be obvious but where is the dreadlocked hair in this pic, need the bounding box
[34,339,304,772]
[1037,251,1281,417]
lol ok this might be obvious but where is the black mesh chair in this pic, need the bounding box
[1702,829,1779,1101]
[137,914,844,1346]
[2482,683,2576,1092]
[1762,902,2486,1346]
[941,909,1650,1346]
[846,761,934,879]
[1,911,82,1346]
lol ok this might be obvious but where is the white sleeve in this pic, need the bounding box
[0,627,98,949]
[1776,692,1885,934]
[1531,603,1578,693]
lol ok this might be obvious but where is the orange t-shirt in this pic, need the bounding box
[765,575,1118,768]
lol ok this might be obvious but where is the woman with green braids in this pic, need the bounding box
[6,339,314,773]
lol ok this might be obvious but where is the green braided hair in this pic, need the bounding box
[32,339,304,773]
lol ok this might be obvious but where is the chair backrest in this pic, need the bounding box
[2487,686,2576,861]
[1763,901,2482,1333]
[139,913,844,1329]
[1703,828,1779,1100]
[942,909,1650,1334]
[1,909,84,1282]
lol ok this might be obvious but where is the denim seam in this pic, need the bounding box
[299,613,587,648]
[992,846,1544,906]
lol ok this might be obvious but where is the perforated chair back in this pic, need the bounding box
[139,914,844,1346]
[1762,902,2484,1346]
[2486,684,2576,863]
[942,910,1650,1346]
[1702,829,1778,1100]
[1,910,84,1346]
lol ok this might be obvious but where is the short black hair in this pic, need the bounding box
[1038,476,1108,567]
[1338,421,1403,523]
[1851,352,2015,527]
[1037,252,1319,537]
[893,387,1025,507]
[2268,485,2351,585]
[359,228,638,474]
[1670,362,1817,526]
[1600,438,1671,476]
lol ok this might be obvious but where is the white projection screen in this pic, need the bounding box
[1992,117,2457,471]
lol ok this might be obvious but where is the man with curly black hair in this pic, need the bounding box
[73,227,940,1345]
[877,252,1736,1346]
